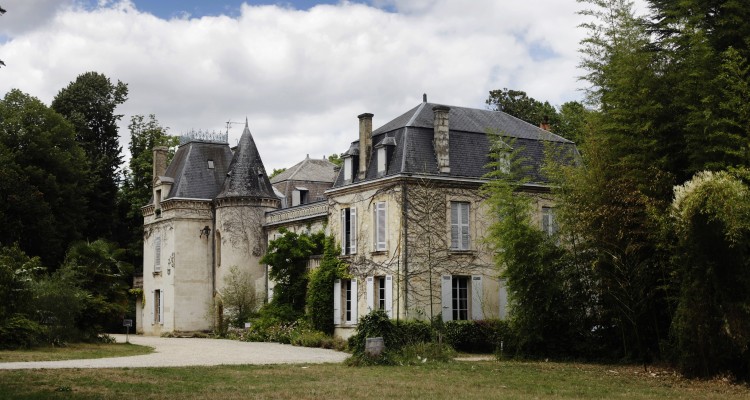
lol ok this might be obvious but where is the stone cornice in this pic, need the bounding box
[215,196,280,209]
[264,201,328,227]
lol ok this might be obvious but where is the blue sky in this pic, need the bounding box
[0,0,640,171]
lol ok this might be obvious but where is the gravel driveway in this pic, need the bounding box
[0,334,348,369]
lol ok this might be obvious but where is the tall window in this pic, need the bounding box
[377,147,386,175]
[344,157,353,182]
[154,289,162,324]
[452,276,469,321]
[341,207,357,255]
[373,201,386,251]
[154,236,162,272]
[377,276,386,310]
[450,202,470,250]
[542,206,557,236]
[344,280,353,323]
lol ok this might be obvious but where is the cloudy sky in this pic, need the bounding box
[0,0,649,172]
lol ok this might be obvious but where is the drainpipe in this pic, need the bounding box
[401,179,409,319]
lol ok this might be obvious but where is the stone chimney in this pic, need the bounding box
[358,113,373,179]
[433,106,450,173]
[152,146,169,184]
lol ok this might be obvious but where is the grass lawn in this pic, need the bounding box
[0,360,747,399]
[0,342,153,363]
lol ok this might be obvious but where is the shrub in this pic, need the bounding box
[0,315,46,349]
[442,319,512,354]
[347,310,398,357]
[393,320,434,347]
[306,236,343,334]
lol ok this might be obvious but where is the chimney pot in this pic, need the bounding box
[358,113,374,180]
[433,106,451,174]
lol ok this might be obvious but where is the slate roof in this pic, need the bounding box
[270,155,338,184]
[159,140,234,200]
[332,101,578,188]
[216,121,277,200]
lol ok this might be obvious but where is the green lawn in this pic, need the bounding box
[0,343,152,363]
[0,360,747,399]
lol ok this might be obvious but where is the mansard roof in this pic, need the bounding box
[161,140,233,200]
[332,101,578,188]
[216,121,277,200]
[270,154,338,184]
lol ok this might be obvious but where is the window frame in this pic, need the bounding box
[341,207,357,255]
[373,201,387,252]
[450,201,471,251]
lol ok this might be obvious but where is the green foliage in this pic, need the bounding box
[0,243,42,321]
[670,170,750,378]
[221,265,260,328]
[30,267,86,344]
[442,320,511,354]
[61,239,132,337]
[261,228,324,317]
[269,167,286,179]
[306,236,345,334]
[0,315,45,349]
[486,88,558,128]
[327,153,343,166]
[52,71,128,242]
[120,114,178,270]
[0,90,88,266]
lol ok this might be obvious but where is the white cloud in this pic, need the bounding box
[0,0,620,172]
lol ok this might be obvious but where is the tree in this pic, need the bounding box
[119,114,177,270]
[61,239,132,337]
[269,168,286,179]
[0,89,88,266]
[670,170,750,379]
[327,153,343,166]
[52,72,128,242]
[260,228,324,319]
[486,88,558,128]
[306,236,344,334]
[221,265,260,328]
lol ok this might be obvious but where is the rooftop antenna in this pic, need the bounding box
[225,119,245,135]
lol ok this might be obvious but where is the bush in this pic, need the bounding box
[306,236,343,335]
[348,310,399,357]
[442,319,513,354]
[393,320,434,347]
[0,315,46,349]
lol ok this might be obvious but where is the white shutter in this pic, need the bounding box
[350,208,357,254]
[350,279,359,324]
[499,279,508,320]
[155,236,161,272]
[385,275,393,318]
[461,203,470,250]
[159,289,164,325]
[150,290,155,323]
[471,275,483,320]
[450,203,459,249]
[366,276,374,312]
[333,279,341,325]
[340,210,346,255]
[441,275,452,321]
[292,190,301,207]
[375,202,386,251]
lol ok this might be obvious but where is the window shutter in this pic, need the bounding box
[333,279,341,325]
[461,203,470,250]
[499,279,508,320]
[471,275,483,320]
[155,236,161,272]
[450,203,459,249]
[350,208,357,254]
[292,190,301,207]
[340,210,346,255]
[365,276,374,312]
[376,202,386,251]
[350,279,359,324]
[159,289,164,325]
[441,275,452,321]
[385,275,393,318]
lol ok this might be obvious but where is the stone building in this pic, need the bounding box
[135,99,576,338]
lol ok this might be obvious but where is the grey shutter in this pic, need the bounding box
[333,279,341,325]
[350,208,357,254]
[376,202,386,251]
[385,275,393,318]
[471,275,483,320]
[366,276,374,313]
[155,236,161,272]
[441,275,452,321]
[450,203,459,249]
[350,279,359,324]
[461,203,470,250]
[340,209,346,255]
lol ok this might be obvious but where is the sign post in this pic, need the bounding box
[123,319,133,343]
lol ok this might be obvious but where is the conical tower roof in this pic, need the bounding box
[216,119,276,200]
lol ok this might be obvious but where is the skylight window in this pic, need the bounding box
[208,160,215,169]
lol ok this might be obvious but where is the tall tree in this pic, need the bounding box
[52,72,128,242]
[0,89,88,266]
[119,114,177,270]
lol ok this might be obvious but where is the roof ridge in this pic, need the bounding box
[406,101,426,127]
[172,142,193,198]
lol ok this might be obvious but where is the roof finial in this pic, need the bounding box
[245,116,249,128]
[423,93,427,103]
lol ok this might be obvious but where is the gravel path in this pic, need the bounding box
[0,334,349,369]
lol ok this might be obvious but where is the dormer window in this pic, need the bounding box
[377,147,386,175]
[292,188,309,207]
[344,157,353,183]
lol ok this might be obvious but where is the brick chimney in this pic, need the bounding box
[358,113,373,179]
[152,146,169,184]
[433,106,450,173]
